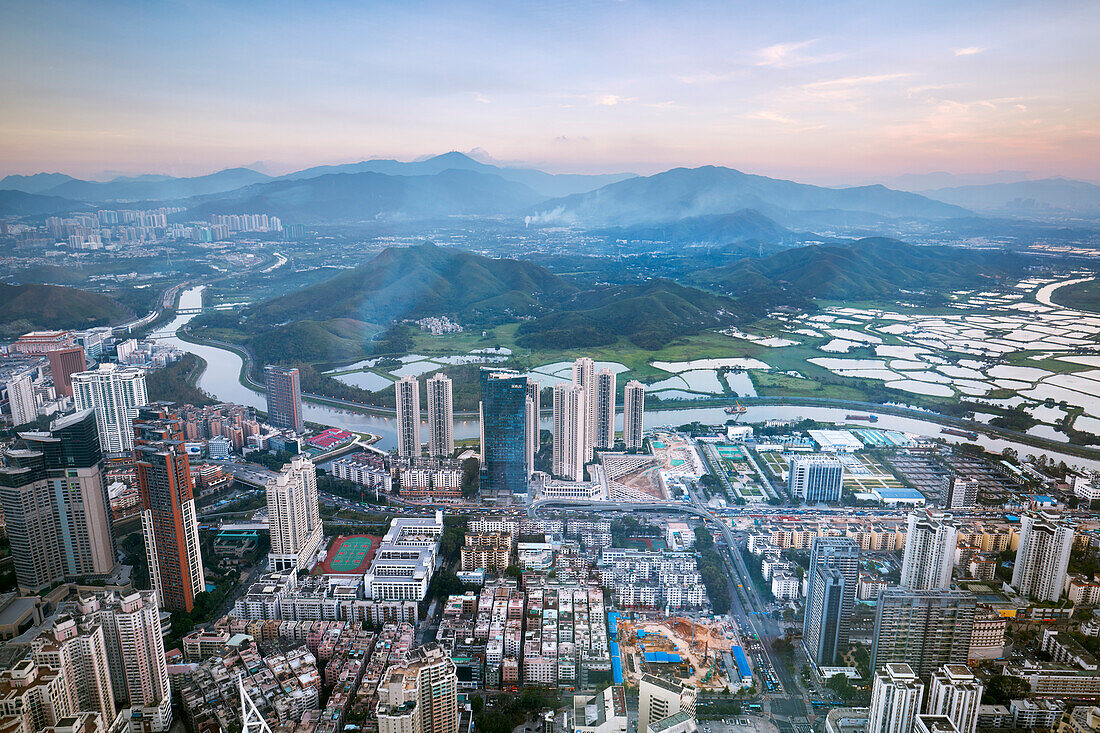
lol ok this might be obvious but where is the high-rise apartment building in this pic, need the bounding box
[47,346,86,398]
[572,357,596,461]
[6,372,37,427]
[426,373,454,458]
[376,644,458,733]
[638,674,697,733]
[479,369,529,494]
[134,406,205,613]
[396,375,422,458]
[266,455,322,572]
[901,510,958,591]
[72,363,148,453]
[264,365,303,433]
[622,381,645,450]
[944,475,978,510]
[869,664,924,733]
[803,537,859,666]
[1012,511,1074,601]
[928,664,983,733]
[525,379,540,477]
[788,455,845,503]
[594,369,616,451]
[0,660,75,731]
[31,616,116,726]
[871,589,976,681]
[553,383,586,482]
[79,590,173,732]
[0,410,116,593]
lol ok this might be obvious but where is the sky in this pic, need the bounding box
[1,0,1098,184]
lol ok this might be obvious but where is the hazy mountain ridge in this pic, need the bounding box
[529,166,970,229]
[0,190,89,217]
[920,178,1100,216]
[0,283,131,336]
[0,173,80,194]
[593,209,801,244]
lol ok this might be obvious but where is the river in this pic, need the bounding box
[153,286,1100,471]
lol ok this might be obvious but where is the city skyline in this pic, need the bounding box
[1,1,1097,182]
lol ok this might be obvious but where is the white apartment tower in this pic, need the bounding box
[426,373,454,458]
[928,664,983,733]
[6,372,37,426]
[1012,511,1075,601]
[31,616,116,726]
[623,380,645,450]
[80,590,173,732]
[869,663,925,733]
[72,363,148,453]
[901,510,958,591]
[553,383,586,482]
[376,644,459,733]
[266,455,323,572]
[571,357,596,461]
[395,375,422,459]
[594,369,616,450]
[638,674,697,733]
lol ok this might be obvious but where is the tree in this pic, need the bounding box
[505,565,523,579]
[983,675,1030,705]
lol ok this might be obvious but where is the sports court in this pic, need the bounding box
[319,535,377,574]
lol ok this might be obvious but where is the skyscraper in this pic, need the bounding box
[72,363,148,453]
[80,590,173,731]
[426,373,454,458]
[594,369,616,451]
[871,589,976,681]
[266,455,322,572]
[869,664,924,733]
[0,409,116,593]
[264,365,303,433]
[944,474,978,510]
[901,510,958,591]
[928,664,983,733]
[552,383,586,482]
[396,375,422,458]
[47,345,86,398]
[803,537,859,666]
[1012,511,1075,601]
[623,380,645,450]
[571,357,596,461]
[788,455,845,503]
[376,644,458,733]
[479,369,529,494]
[134,405,205,613]
[525,379,541,477]
[6,371,37,426]
[31,615,116,726]
[638,674,697,733]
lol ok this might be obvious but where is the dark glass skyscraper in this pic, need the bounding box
[803,536,859,666]
[479,368,529,494]
[265,365,303,433]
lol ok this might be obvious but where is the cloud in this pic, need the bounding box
[802,73,908,100]
[954,47,985,56]
[745,110,796,124]
[755,40,816,67]
[473,93,491,104]
[596,94,630,106]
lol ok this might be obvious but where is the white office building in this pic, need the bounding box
[1012,511,1074,601]
[426,373,454,458]
[901,510,958,591]
[72,364,148,453]
[266,455,323,572]
[553,382,587,482]
[395,375,422,459]
[869,663,924,733]
[639,674,697,733]
[623,381,645,450]
[788,454,845,503]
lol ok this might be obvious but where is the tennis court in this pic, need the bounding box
[321,535,376,574]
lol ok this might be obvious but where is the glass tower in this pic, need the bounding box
[479,369,529,494]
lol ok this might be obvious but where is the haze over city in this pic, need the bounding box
[2,0,1098,182]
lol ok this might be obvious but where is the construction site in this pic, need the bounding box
[614,616,749,692]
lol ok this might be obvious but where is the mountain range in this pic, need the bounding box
[0,283,131,338]
[919,178,1100,216]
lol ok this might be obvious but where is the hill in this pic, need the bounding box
[529,166,970,229]
[594,209,798,245]
[0,173,79,194]
[689,238,1030,300]
[0,283,131,338]
[41,167,271,202]
[515,278,745,351]
[0,190,86,217]
[187,168,545,222]
[280,151,635,198]
[920,178,1100,217]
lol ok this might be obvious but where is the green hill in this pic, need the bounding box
[689,238,1030,301]
[0,283,131,338]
